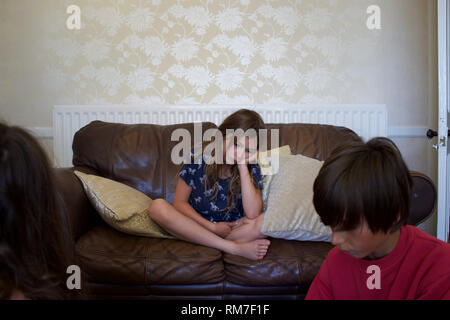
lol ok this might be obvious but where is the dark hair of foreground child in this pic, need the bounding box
[0,122,80,299]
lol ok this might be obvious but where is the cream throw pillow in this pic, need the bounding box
[258,145,292,212]
[261,154,332,242]
[74,170,174,239]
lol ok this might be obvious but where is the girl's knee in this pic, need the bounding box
[148,199,169,221]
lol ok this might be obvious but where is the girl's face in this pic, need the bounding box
[224,135,258,165]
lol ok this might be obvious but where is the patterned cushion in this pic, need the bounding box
[74,170,174,239]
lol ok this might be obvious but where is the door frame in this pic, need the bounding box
[437,0,449,242]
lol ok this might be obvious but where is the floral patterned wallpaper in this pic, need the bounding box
[34,0,380,106]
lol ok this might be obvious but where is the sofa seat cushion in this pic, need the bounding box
[224,239,333,287]
[76,225,224,285]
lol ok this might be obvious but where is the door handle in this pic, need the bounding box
[426,129,438,139]
[427,129,450,139]
[432,139,446,150]
[427,129,449,150]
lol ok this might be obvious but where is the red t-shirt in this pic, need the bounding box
[306,225,450,300]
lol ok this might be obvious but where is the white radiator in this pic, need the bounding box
[53,104,387,167]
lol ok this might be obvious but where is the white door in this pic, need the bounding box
[437,0,449,242]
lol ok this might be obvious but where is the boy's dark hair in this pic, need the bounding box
[313,137,412,234]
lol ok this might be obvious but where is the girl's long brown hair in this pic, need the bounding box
[178,109,266,215]
[0,122,76,299]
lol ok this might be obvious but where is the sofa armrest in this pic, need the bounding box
[53,167,99,241]
[409,171,437,226]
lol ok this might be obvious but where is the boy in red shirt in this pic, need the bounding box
[306,137,450,300]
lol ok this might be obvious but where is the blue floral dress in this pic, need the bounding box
[178,153,263,223]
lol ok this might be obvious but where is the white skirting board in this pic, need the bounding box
[52,105,388,168]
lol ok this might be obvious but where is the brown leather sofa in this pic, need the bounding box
[53,120,436,300]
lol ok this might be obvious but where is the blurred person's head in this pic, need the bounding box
[0,122,74,299]
[313,137,412,260]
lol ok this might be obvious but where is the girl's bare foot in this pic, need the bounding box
[231,239,271,260]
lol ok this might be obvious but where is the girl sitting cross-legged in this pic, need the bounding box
[148,109,271,260]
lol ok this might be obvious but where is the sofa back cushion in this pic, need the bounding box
[72,120,217,202]
[265,123,362,161]
[72,121,361,202]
